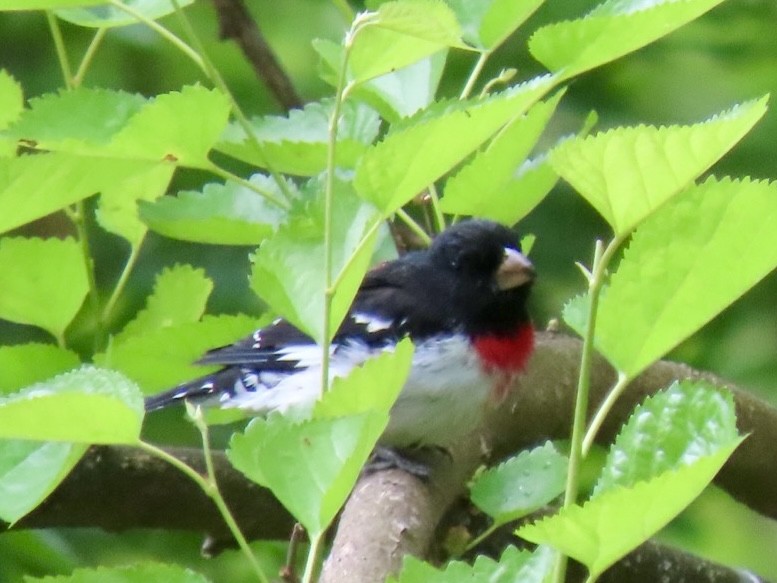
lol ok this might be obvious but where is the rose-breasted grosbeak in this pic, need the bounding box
[145,219,535,448]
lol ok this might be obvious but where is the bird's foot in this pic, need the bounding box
[365,445,451,480]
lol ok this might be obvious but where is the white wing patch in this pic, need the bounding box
[219,340,381,416]
[352,312,394,333]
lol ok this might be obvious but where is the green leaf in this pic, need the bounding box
[97,314,261,393]
[0,440,87,524]
[216,100,380,176]
[594,381,738,496]
[446,0,545,50]
[440,91,562,221]
[0,344,80,394]
[0,367,144,444]
[115,265,213,344]
[0,0,105,9]
[348,0,465,84]
[108,85,231,167]
[470,442,567,525]
[529,0,727,79]
[140,175,287,245]
[6,87,146,149]
[96,163,174,247]
[561,293,587,334]
[388,545,554,583]
[355,76,554,214]
[251,180,381,344]
[595,176,777,377]
[517,440,742,579]
[0,69,23,131]
[0,237,88,340]
[6,85,230,168]
[228,411,386,535]
[0,153,154,235]
[24,563,210,583]
[314,338,414,418]
[551,97,768,236]
[56,0,195,28]
[355,52,448,122]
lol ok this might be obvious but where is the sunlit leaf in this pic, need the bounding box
[470,442,567,525]
[388,545,554,583]
[24,563,210,583]
[595,176,777,377]
[0,344,80,394]
[357,52,447,122]
[0,367,144,444]
[6,85,230,168]
[0,69,23,131]
[0,153,153,235]
[517,440,741,579]
[0,237,88,340]
[108,85,231,167]
[529,0,727,79]
[97,315,261,393]
[594,381,739,495]
[228,411,386,535]
[355,75,554,214]
[0,440,87,524]
[0,0,105,9]
[551,97,768,236]
[5,87,146,149]
[140,175,288,245]
[96,163,174,247]
[251,180,381,345]
[440,91,562,221]
[446,0,545,50]
[116,265,213,344]
[216,100,380,176]
[348,0,465,84]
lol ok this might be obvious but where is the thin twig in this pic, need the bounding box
[280,524,306,583]
[210,0,303,110]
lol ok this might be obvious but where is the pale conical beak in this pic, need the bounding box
[496,247,535,290]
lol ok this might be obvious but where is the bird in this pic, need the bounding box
[145,219,535,449]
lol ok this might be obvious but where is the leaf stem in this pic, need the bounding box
[463,523,499,554]
[108,0,206,72]
[553,235,621,583]
[169,0,297,202]
[331,0,355,22]
[330,217,382,292]
[301,530,325,583]
[396,209,433,246]
[65,204,105,351]
[583,371,630,456]
[460,52,490,100]
[102,241,144,324]
[426,184,446,233]
[320,30,354,397]
[47,15,108,350]
[208,163,291,210]
[73,27,108,87]
[138,434,271,583]
[45,12,74,89]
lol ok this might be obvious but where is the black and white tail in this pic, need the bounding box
[143,368,240,412]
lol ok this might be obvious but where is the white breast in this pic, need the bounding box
[221,335,494,447]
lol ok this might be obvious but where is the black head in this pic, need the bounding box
[429,219,535,336]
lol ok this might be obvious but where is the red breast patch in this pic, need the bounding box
[473,324,534,377]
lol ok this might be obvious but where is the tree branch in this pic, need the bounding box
[209,0,303,110]
[7,333,777,582]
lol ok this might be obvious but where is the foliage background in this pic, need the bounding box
[1,0,777,580]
